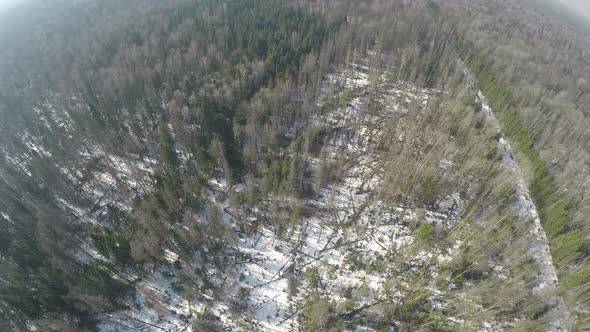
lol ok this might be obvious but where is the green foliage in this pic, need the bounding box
[193,99,244,174]
[171,281,185,295]
[419,311,456,332]
[0,215,12,254]
[193,308,223,332]
[0,266,70,320]
[415,223,436,246]
[227,0,333,76]
[264,148,302,195]
[290,205,304,224]
[105,205,130,224]
[338,89,354,109]
[420,177,439,206]
[183,175,208,210]
[90,227,131,264]
[344,251,365,271]
[304,266,321,287]
[458,37,589,298]
[447,255,487,287]
[90,206,132,263]
[159,122,179,175]
[32,268,71,313]
[337,297,357,314]
[542,201,570,239]
[193,145,213,173]
[79,261,129,301]
[397,288,431,321]
[552,230,585,267]
[302,296,342,332]
[199,101,235,148]
[7,238,44,269]
[562,263,590,288]
[237,287,250,300]
[0,208,72,322]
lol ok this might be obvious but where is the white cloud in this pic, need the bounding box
[555,0,590,19]
[0,0,25,12]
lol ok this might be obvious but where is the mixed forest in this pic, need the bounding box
[0,0,588,331]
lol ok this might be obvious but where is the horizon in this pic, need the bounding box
[1,0,589,20]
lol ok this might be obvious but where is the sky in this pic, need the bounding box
[555,0,590,19]
[0,0,588,18]
[0,0,24,12]
[0,0,587,26]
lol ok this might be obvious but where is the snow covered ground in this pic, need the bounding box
[94,64,464,331]
[97,267,193,332]
[215,65,461,331]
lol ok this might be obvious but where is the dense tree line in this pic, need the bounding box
[432,0,590,327]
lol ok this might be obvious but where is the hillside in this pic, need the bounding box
[0,0,588,331]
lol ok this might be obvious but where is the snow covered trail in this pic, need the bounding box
[477,91,573,331]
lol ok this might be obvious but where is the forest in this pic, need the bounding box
[0,0,588,331]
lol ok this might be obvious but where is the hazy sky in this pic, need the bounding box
[0,0,24,12]
[0,0,588,24]
[555,0,590,19]
[0,0,588,18]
